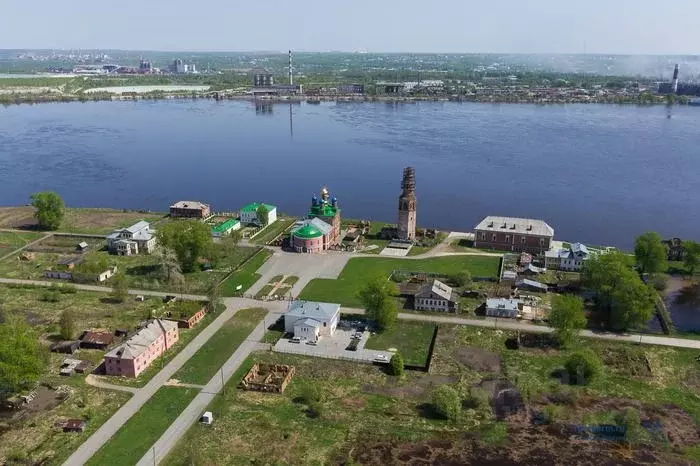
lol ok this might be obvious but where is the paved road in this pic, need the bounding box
[62,297,265,466]
[0,277,207,301]
[135,307,286,466]
[341,308,700,350]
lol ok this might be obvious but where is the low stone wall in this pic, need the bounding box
[240,364,295,393]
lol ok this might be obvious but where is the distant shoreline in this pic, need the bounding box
[0,92,692,107]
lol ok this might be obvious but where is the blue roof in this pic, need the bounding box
[486,298,520,311]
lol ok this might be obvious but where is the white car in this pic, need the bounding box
[374,354,389,363]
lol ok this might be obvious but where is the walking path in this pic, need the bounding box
[341,308,700,349]
[61,297,264,466]
[0,233,52,261]
[84,374,140,394]
[135,309,285,466]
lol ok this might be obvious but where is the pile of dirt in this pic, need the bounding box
[476,377,525,419]
[453,347,502,373]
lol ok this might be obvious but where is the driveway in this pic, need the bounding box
[247,249,351,297]
[273,328,393,363]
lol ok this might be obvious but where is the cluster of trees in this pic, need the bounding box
[584,251,655,331]
[0,313,47,399]
[357,277,398,331]
[157,221,213,274]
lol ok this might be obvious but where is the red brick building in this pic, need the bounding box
[169,201,211,219]
[474,216,554,255]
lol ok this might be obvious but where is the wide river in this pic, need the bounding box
[1,100,699,249]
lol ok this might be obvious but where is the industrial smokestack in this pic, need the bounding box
[672,64,679,93]
[289,50,293,86]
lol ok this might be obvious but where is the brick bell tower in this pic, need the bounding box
[397,167,417,241]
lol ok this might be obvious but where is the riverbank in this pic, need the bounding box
[0,90,692,107]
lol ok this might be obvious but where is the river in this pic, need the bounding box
[1,100,699,250]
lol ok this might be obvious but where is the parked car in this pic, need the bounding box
[374,354,389,363]
[290,336,303,344]
[306,340,318,346]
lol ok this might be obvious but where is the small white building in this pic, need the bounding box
[284,301,340,341]
[239,203,277,226]
[485,298,522,318]
[107,221,157,255]
[211,219,241,238]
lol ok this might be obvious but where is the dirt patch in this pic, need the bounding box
[599,346,653,377]
[351,420,693,466]
[0,207,37,230]
[453,347,502,373]
[475,377,525,419]
[364,374,458,399]
[0,386,69,422]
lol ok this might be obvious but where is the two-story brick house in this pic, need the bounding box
[103,319,179,378]
[474,216,554,255]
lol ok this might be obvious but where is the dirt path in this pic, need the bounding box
[85,375,140,394]
[163,379,206,390]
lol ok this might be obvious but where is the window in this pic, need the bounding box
[491,234,497,241]
[481,233,486,240]
[539,238,545,246]
[521,237,526,244]
[323,322,327,327]
[505,235,510,242]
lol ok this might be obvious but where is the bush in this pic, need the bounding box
[388,352,404,376]
[41,289,61,303]
[390,272,408,283]
[432,385,461,420]
[615,407,643,443]
[564,350,602,385]
[450,271,472,287]
[649,274,668,292]
[299,384,324,405]
[58,283,78,294]
[463,387,491,409]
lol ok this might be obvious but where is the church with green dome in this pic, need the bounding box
[290,186,342,253]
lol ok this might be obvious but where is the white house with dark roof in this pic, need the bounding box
[414,279,460,313]
[106,221,157,255]
[284,301,340,341]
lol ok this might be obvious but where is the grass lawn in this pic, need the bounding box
[220,249,273,297]
[406,232,449,256]
[283,275,299,286]
[365,322,436,366]
[0,284,156,338]
[250,218,296,245]
[161,323,700,466]
[255,284,274,299]
[59,208,167,234]
[173,308,267,384]
[300,255,500,307]
[87,386,198,466]
[0,230,45,255]
[91,245,262,295]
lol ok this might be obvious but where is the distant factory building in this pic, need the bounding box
[139,60,152,73]
[253,68,274,87]
[337,84,365,94]
[171,59,185,74]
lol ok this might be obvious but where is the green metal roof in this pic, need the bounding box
[212,219,240,233]
[240,202,276,213]
[292,224,324,239]
[308,204,339,217]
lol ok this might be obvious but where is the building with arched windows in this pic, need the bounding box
[290,186,342,253]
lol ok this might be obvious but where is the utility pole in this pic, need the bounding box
[152,446,156,466]
[220,368,225,396]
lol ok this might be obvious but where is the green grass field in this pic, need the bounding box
[300,255,500,307]
[0,230,45,255]
[173,308,267,384]
[250,218,296,245]
[220,249,273,297]
[365,322,436,366]
[87,387,198,466]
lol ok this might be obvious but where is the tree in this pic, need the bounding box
[388,352,404,376]
[450,270,472,288]
[159,248,184,285]
[110,272,128,303]
[59,310,75,340]
[207,283,222,314]
[683,240,700,276]
[564,350,602,385]
[30,191,65,230]
[157,221,213,273]
[432,385,461,420]
[256,204,270,226]
[357,277,398,331]
[0,314,47,398]
[583,252,655,331]
[634,231,668,274]
[548,294,587,347]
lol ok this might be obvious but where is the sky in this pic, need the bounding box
[3,0,698,54]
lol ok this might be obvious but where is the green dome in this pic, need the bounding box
[293,224,323,239]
